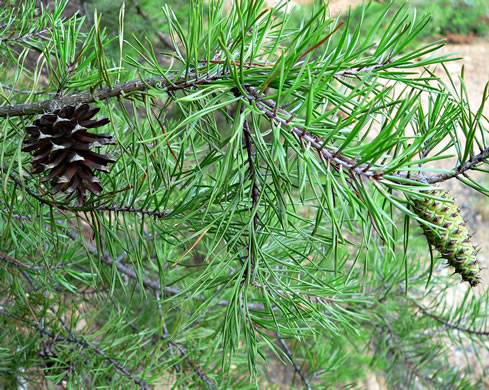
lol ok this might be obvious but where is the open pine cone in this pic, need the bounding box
[22,103,116,205]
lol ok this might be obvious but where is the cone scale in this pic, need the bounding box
[412,189,481,287]
[22,104,116,205]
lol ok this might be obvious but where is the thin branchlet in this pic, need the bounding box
[425,147,489,184]
[4,168,174,217]
[0,250,70,271]
[94,205,173,219]
[377,323,440,388]
[239,98,259,281]
[243,86,384,180]
[0,73,223,117]
[129,0,176,50]
[0,307,151,389]
[276,333,315,390]
[0,27,51,44]
[410,297,489,336]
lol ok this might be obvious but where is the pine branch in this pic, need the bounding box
[0,206,33,221]
[160,316,186,388]
[333,54,394,79]
[243,86,384,180]
[238,97,259,281]
[378,323,439,388]
[0,72,224,117]
[426,146,489,184]
[3,1,489,386]
[130,0,176,51]
[0,307,151,389]
[5,168,173,218]
[109,295,215,389]
[68,229,267,311]
[0,250,70,271]
[94,205,173,219]
[276,333,314,390]
[0,84,57,96]
[251,281,334,308]
[6,169,58,208]
[162,335,215,389]
[242,117,259,236]
[410,297,489,336]
[68,229,179,295]
[0,27,51,44]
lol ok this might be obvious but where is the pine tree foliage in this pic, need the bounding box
[1,0,489,388]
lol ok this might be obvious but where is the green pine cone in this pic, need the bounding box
[412,189,481,287]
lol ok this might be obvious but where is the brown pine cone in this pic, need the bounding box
[22,103,116,205]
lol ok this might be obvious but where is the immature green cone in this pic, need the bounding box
[412,189,481,287]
